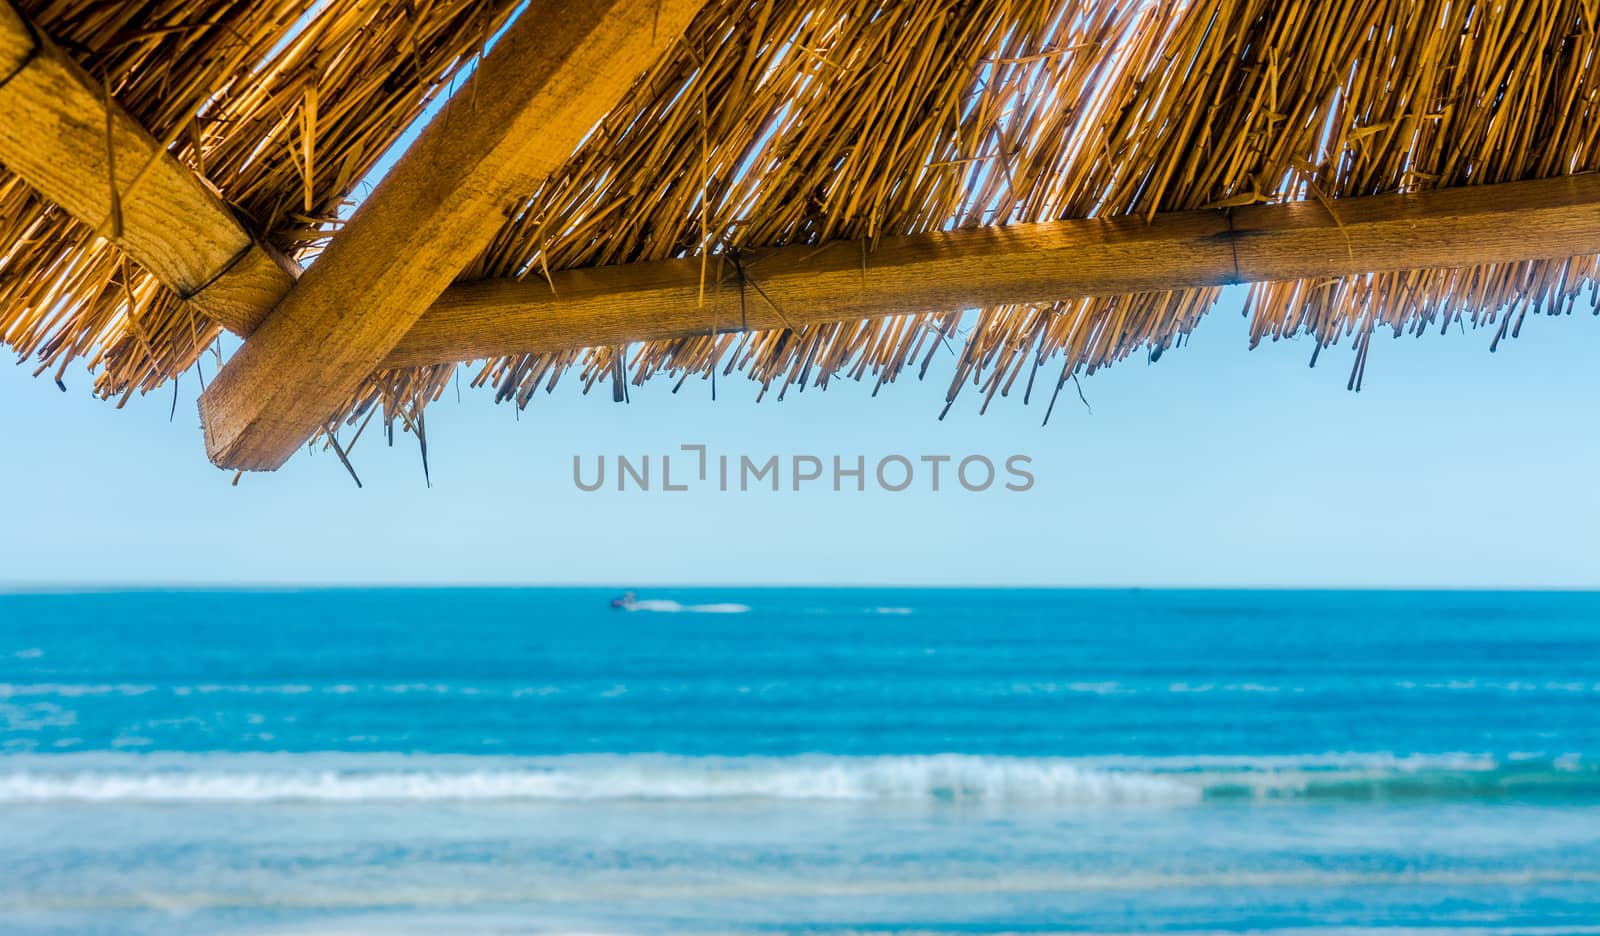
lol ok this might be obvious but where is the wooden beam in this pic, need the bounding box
[378,172,1600,368]
[198,0,709,471]
[387,212,1233,367]
[0,1,295,334]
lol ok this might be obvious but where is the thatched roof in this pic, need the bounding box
[2,0,1598,470]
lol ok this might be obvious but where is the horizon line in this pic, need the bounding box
[3,583,1599,595]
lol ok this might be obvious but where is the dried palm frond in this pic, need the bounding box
[449,0,1600,416]
[3,0,1599,448]
[0,0,517,398]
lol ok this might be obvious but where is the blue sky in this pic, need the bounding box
[3,290,1597,589]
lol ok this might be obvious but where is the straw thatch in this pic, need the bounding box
[4,0,1599,453]
[0,0,516,399]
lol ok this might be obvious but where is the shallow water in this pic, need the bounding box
[2,588,1597,934]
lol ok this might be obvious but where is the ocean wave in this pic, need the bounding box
[0,683,157,698]
[0,752,1593,805]
[7,678,1600,701]
[0,756,1193,805]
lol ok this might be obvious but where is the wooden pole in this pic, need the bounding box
[379,173,1600,368]
[198,0,710,471]
[0,0,296,334]
[388,211,1235,366]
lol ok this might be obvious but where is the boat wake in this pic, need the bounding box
[622,599,750,614]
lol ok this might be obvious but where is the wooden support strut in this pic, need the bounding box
[0,0,297,335]
[198,0,711,471]
[380,172,1600,368]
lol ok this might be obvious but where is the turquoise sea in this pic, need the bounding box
[1,588,1598,935]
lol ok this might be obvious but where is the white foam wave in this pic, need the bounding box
[0,755,1196,805]
[1,751,1590,806]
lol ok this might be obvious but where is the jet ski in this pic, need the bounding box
[610,591,636,610]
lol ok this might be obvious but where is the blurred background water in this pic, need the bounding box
[2,588,1598,934]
